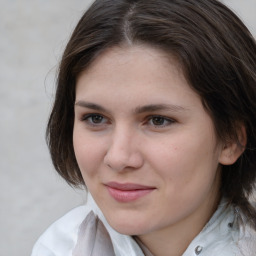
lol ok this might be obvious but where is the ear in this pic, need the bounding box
[219,125,247,165]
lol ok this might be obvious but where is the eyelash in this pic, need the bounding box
[81,113,109,126]
[80,113,175,128]
[145,115,175,128]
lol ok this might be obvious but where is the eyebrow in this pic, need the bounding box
[134,104,188,114]
[75,101,107,112]
[75,101,188,114]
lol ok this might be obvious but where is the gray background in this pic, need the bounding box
[0,1,255,256]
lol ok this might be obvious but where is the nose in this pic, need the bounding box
[103,127,144,172]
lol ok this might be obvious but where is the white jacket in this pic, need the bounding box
[31,194,256,256]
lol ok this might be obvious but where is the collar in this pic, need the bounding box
[77,195,255,256]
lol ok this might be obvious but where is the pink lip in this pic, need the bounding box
[105,182,156,203]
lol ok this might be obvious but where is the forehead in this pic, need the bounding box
[76,44,185,91]
[79,44,182,74]
[75,45,204,116]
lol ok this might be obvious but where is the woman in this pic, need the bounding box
[32,0,256,255]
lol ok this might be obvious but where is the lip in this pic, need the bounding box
[105,182,156,203]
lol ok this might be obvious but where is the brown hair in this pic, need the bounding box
[47,0,256,228]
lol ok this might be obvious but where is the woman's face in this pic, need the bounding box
[73,45,224,237]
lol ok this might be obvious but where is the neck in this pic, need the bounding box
[137,190,221,256]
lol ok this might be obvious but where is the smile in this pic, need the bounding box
[105,182,156,203]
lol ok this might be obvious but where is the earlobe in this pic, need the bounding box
[219,125,247,166]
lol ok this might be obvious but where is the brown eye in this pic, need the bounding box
[148,115,175,127]
[152,116,165,125]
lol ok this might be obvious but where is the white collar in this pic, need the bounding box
[87,195,255,256]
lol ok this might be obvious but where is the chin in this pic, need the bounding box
[107,216,149,236]
[113,225,147,236]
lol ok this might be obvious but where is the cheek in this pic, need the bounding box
[146,136,221,217]
[73,128,105,177]
[146,132,220,187]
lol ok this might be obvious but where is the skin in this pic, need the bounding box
[73,45,242,256]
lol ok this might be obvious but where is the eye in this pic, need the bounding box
[82,114,108,126]
[147,115,175,127]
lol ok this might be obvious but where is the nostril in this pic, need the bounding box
[104,153,130,172]
[104,147,143,172]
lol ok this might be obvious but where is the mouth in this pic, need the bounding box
[105,182,156,203]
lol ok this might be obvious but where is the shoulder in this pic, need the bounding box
[236,223,256,256]
[31,205,89,256]
[184,200,256,256]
